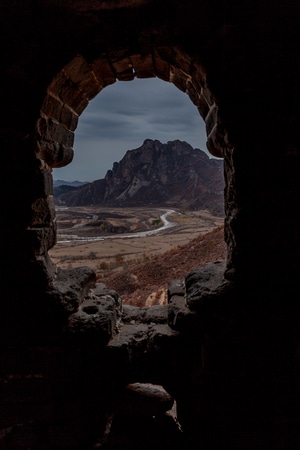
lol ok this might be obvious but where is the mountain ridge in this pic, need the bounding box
[53,179,88,187]
[54,139,224,215]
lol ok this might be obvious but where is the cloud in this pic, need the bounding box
[54,77,208,181]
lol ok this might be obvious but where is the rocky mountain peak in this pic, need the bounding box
[55,139,224,215]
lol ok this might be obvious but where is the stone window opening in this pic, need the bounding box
[30,50,233,372]
[30,52,232,447]
[49,75,225,307]
[35,50,231,286]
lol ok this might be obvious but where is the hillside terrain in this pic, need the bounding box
[54,139,224,215]
[100,225,226,307]
[49,207,225,307]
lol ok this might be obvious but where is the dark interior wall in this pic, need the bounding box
[1,0,299,288]
[0,1,300,448]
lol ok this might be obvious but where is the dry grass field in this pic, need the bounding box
[49,207,226,306]
[50,207,223,270]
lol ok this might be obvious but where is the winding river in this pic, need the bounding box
[57,209,177,244]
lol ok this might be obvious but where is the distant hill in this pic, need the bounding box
[53,180,88,187]
[53,184,78,199]
[53,180,89,201]
[54,139,224,216]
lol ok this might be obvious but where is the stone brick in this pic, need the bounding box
[63,54,91,82]
[30,196,56,227]
[36,118,74,148]
[206,129,225,158]
[40,94,63,122]
[171,46,192,74]
[168,295,200,332]
[54,266,97,309]
[36,140,60,166]
[144,305,168,323]
[39,165,53,197]
[25,225,57,255]
[130,53,156,78]
[60,105,79,131]
[167,279,185,301]
[201,86,215,106]
[197,96,210,119]
[191,61,207,87]
[66,90,89,115]
[185,260,227,311]
[186,80,202,107]
[153,49,171,81]
[39,97,78,132]
[48,71,89,114]
[208,123,230,160]
[170,66,188,93]
[30,162,53,197]
[108,53,135,81]
[116,68,135,81]
[51,145,74,168]
[154,46,176,67]
[63,54,102,100]
[119,383,174,416]
[92,56,117,87]
[205,104,218,135]
[48,71,69,97]
[37,140,74,168]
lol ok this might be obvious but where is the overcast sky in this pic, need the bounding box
[53,77,209,182]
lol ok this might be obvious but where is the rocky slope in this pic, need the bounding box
[100,225,226,307]
[55,139,224,215]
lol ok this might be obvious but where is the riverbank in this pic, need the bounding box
[49,208,224,274]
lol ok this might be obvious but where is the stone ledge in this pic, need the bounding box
[185,260,233,311]
[168,279,185,301]
[49,266,97,314]
[168,295,200,332]
[107,322,179,368]
[65,294,120,346]
[122,304,168,324]
[117,382,174,416]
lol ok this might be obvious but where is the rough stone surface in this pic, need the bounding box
[167,279,186,301]
[49,266,97,314]
[118,382,174,416]
[168,295,200,332]
[122,304,168,324]
[185,259,233,310]
[66,294,120,345]
[1,1,300,449]
[107,323,150,368]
